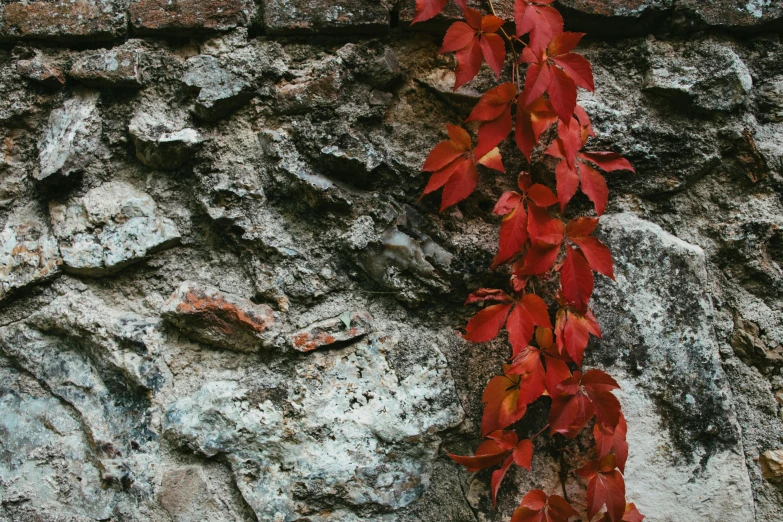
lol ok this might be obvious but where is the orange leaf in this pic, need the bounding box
[463,302,513,343]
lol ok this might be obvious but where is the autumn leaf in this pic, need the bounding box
[515,94,559,162]
[577,455,627,522]
[554,306,601,364]
[449,430,533,506]
[482,371,527,435]
[440,7,507,90]
[411,0,448,23]
[462,287,551,351]
[520,32,593,123]
[421,124,505,211]
[594,413,629,473]
[549,369,620,438]
[468,83,517,158]
[511,489,579,522]
[514,0,564,55]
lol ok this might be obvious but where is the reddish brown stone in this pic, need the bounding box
[162,282,276,352]
[289,312,373,353]
[0,0,127,42]
[399,0,513,26]
[263,0,391,35]
[129,0,255,34]
[17,56,66,88]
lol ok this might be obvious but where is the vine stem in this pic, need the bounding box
[531,423,549,440]
[483,0,520,89]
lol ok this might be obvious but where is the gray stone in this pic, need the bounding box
[49,181,180,275]
[644,38,753,112]
[183,54,254,121]
[163,333,464,521]
[262,0,391,35]
[676,0,783,29]
[161,281,277,352]
[289,311,373,352]
[70,46,143,88]
[16,54,66,88]
[159,467,230,522]
[37,89,102,180]
[129,107,203,170]
[0,203,62,301]
[592,213,755,521]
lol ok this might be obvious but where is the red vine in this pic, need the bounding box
[413,0,642,520]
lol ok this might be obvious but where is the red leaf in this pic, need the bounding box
[411,0,448,24]
[565,216,598,238]
[507,346,546,403]
[454,38,483,90]
[447,123,472,149]
[579,151,635,172]
[422,141,466,172]
[523,62,551,106]
[578,457,626,522]
[594,413,628,472]
[561,246,594,311]
[441,159,479,210]
[527,184,558,207]
[467,83,517,122]
[507,294,552,349]
[422,156,469,195]
[511,489,579,522]
[463,6,484,29]
[527,203,563,244]
[544,356,572,397]
[480,33,506,78]
[552,53,595,91]
[448,438,512,471]
[515,95,558,161]
[555,160,579,212]
[549,376,595,438]
[493,191,522,216]
[493,204,528,268]
[465,288,513,304]
[481,14,506,33]
[513,439,533,469]
[477,147,505,172]
[476,106,512,158]
[548,65,577,124]
[491,454,514,506]
[515,1,564,54]
[547,32,584,57]
[482,373,526,435]
[463,302,513,342]
[517,242,560,275]
[440,22,477,53]
[577,161,609,216]
[571,235,614,279]
[621,503,645,522]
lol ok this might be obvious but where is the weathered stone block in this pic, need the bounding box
[69,47,143,88]
[0,203,61,301]
[263,0,391,35]
[289,311,373,352]
[676,0,783,29]
[49,181,180,275]
[0,0,128,42]
[183,54,254,121]
[129,0,255,34]
[162,281,276,352]
[129,107,203,169]
[16,54,65,88]
[37,89,102,180]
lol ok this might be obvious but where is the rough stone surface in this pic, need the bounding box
[37,89,102,180]
[16,54,65,88]
[129,0,255,34]
[49,181,180,274]
[1,2,783,522]
[0,0,128,43]
[129,106,203,169]
[0,203,61,300]
[162,281,277,352]
[289,310,373,352]
[70,45,143,88]
[263,0,391,35]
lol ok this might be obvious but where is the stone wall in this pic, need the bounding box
[0,1,782,521]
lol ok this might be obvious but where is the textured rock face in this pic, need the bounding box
[49,181,180,274]
[2,2,783,522]
[37,89,102,180]
[0,0,129,42]
[162,281,276,352]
